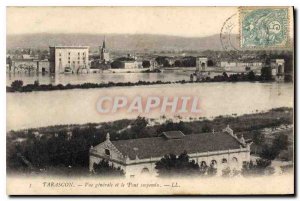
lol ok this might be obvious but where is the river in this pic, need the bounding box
[6,71,196,86]
[7,82,293,131]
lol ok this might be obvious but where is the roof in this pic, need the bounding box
[49,46,89,49]
[161,131,185,139]
[111,132,243,160]
[117,57,136,62]
[12,59,48,62]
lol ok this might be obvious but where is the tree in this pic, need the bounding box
[93,160,125,177]
[247,71,256,81]
[34,80,40,87]
[229,74,239,82]
[155,151,200,177]
[142,60,151,68]
[207,60,214,67]
[256,158,271,168]
[222,72,229,81]
[272,134,289,151]
[260,134,289,160]
[11,80,23,91]
[174,60,183,67]
[201,124,211,133]
[241,158,273,176]
[260,145,279,160]
[131,116,148,138]
[261,67,273,81]
[252,131,265,145]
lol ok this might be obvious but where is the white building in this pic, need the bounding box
[49,46,89,74]
[220,61,263,72]
[89,125,251,178]
[10,59,50,74]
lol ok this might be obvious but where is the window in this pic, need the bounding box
[68,57,70,60]
[68,52,71,55]
[59,58,61,61]
[232,157,238,163]
[222,158,228,163]
[68,61,70,64]
[141,167,150,174]
[78,61,80,64]
[200,161,207,168]
[105,149,110,156]
[78,52,80,55]
[210,160,217,168]
[130,175,135,178]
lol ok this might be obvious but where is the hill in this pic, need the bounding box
[6,33,239,52]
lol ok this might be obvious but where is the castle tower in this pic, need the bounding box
[270,59,285,81]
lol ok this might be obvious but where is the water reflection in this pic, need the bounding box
[7,71,225,86]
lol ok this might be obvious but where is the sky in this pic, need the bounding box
[7,7,239,37]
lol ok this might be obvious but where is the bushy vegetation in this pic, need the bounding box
[241,158,274,176]
[155,152,276,177]
[93,160,125,177]
[259,134,290,160]
[155,151,200,177]
[7,108,293,175]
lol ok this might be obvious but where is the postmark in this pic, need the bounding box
[220,13,241,54]
[239,7,290,49]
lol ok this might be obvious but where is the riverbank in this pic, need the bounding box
[7,107,293,175]
[6,71,287,93]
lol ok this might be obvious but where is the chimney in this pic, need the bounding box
[106,133,110,141]
[223,125,233,136]
[67,131,72,140]
[240,134,245,144]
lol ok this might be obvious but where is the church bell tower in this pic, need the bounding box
[99,37,110,62]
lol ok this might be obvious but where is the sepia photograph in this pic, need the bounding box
[5,6,294,195]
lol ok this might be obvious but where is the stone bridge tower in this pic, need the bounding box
[196,57,208,71]
[271,59,285,81]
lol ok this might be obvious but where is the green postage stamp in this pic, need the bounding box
[239,7,290,49]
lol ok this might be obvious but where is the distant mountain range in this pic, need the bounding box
[7,33,239,52]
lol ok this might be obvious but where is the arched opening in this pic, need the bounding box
[200,161,207,168]
[210,160,217,168]
[105,149,110,156]
[141,167,150,174]
[201,62,206,70]
[232,157,238,163]
[278,65,283,74]
[222,158,228,163]
[199,161,208,174]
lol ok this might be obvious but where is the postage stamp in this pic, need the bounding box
[239,7,290,49]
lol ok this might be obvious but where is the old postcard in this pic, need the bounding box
[6,6,294,195]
